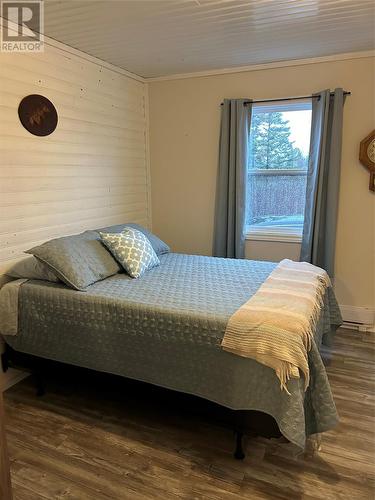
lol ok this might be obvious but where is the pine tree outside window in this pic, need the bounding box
[247,100,312,241]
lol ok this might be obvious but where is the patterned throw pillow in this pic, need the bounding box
[99,228,160,278]
[95,223,170,256]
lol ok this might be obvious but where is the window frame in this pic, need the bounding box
[246,99,312,243]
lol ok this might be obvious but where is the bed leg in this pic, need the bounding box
[34,371,46,397]
[234,431,246,460]
[1,350,9,373]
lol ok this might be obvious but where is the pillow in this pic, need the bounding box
[99,228,160,278]
[26,230,121,291]
[95,223,170,256]
[6,256,59,282]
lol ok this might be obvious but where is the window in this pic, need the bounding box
[246,100,312,241]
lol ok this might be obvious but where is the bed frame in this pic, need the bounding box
[1,344,282,460]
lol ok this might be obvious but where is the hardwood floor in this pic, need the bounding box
[3,328,375,499]
[0,391,13,499]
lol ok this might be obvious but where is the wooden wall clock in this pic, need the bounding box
[18,94,58,137]
[359,130,375,192]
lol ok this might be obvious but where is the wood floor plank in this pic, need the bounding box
[0,391,12,500]
[3,328,375,499]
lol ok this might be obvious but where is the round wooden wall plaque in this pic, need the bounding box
[18,94,58,136]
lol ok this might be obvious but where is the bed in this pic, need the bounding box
[0,249,341,457]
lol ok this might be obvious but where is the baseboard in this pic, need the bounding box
[339,305,375,332]
[0,368,28,392]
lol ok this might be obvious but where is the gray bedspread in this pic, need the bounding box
[4,253,342,449]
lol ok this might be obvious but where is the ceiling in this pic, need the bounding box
[43,0,375,78]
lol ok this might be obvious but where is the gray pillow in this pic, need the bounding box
[95,223,170,256]
[26,230,120,291]
[6,256,59,282]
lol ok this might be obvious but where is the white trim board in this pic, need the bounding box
[246,232,302,244]
[144,84,153,230]
[147,50,375,82]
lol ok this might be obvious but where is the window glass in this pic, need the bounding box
[247,101,312,235]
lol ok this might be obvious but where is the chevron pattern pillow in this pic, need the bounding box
[99,227,160,278]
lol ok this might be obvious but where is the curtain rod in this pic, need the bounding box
[220,91,351,106]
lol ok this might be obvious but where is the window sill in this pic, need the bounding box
[246,230,302,243]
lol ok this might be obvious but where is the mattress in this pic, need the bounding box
[2,253,342,449]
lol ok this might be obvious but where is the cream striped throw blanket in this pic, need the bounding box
[221,259,331,394]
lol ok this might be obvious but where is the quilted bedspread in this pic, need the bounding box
[4,253,342,449]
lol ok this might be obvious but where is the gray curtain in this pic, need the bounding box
[300,88,345,277]
[213,99,251,258]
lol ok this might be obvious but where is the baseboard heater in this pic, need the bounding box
[339,305,375,332]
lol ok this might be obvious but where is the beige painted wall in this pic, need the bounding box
[149,56,375,309]
[245,240,301,262]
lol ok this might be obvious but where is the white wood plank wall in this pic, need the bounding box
[0,45,150,272]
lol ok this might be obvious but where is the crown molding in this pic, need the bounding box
[146,50,375,82]
[0,16,146,83]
